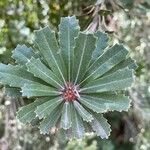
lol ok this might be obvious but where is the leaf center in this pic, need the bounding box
[61,83,79,102]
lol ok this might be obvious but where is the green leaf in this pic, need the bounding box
[70,103,85,139]
[60,102,72,130]
[26,57,63,88]
[0,64,38,88]
[32,44,47,65]
[81,44,129,85]
[79,94,131,113]
[59,16,80,81]
[0,16,136,139]
[90,113,111,139]
[91,44,128,79]
[17,97,49,124]
[91,31,109,61]
[35,96,63,119]
[12,44,35,67]
[73,101,93,122]
[21,83,60,98]
[73,33,96,84]
[80,68,133,93]
[39,104,63,134]
[5,86,21,98]
[34,26,67,84]
[103,57,137,77]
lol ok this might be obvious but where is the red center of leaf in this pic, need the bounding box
[62,83,79,101]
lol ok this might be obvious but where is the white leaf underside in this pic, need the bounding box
[60,102,72,130]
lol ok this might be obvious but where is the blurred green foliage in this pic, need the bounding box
[0,0,150,150]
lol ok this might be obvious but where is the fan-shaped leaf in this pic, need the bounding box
[80,68,133,93]
[39,104,63,134]
[0,64,39,87]
[70,103,85,139]
[12,44,36,67]
[73,101,93,122]
[79,94,131,113]
[90,113,111,139]
[17,97,49,124]
[103,57,137,77]
[35,96,63,119]
[59,16,80,81]
[91,31,109,61]
[0,16,136,140]
[34,26,67,84]
[60,102,72,130]
[81,44,129,85]
[73,33,96,84]
[21,83,60,98]
[26,57,63,88]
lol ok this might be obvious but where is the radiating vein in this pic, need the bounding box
[27,57,63,88]
[41,31,66,85]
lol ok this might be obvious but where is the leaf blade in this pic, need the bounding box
[35,96,63,119]
[91,31,109,62]
[39,104,63,134]
[70,103,85,139]
[73,101,93,122]
[80,68,134,93]
[90,113,111,139]
[34,26,67,84]
[73,33,96,84]
[81,44,129,85]
[0,64,39,88]
[59,16,80,81]
[17,97,50,124]
[60,102,72,130]
[26,57,63,88]
[79,94,131,113]
[21,83,60,98]
[12,44,36,67]
[103,57,137,77]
